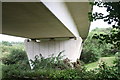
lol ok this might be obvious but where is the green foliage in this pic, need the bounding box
[1,39,119,80]
[90,1,120,27]
[30,51,72,70]
[81,49,99,63]
[89,1,120,57]
[2,60,120,80]
[85,56,116,71]
[80,34,100,64]
[2,64,29,78]
[1,44,30,79]
[95,61,120,80]
[1,47,119,80]
[114,52,120,71]
[0,41,24,58]
[2,41,12,46]
[2,48,29,65]
[80,29,112,63]
[93,28,120,50]
[2,61,91,80]
[89,1,120,58]
[49,68,89,80]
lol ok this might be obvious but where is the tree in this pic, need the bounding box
[89,1,120,28]
[89,1,120,51]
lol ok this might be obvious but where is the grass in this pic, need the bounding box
[85,56,115,70]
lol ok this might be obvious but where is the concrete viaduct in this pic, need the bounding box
[1,0,91,64]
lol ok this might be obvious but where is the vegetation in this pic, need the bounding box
[89,1,120,52]
[89,1,120,27]
[80,28,115,64]
[1,52,119,80]
[85,1,120,64]
[85,56,115,70]
[1,33,120,80]
[0,1,120,79]
[29,51,74,70]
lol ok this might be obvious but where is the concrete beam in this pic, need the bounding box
[2,2,90,39]
[65,2,91,39]
[42,1,79,37]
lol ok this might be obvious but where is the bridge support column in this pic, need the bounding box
[24,37,83,65]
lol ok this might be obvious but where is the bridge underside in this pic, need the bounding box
[2,2,90,39]
[1,1,91,64]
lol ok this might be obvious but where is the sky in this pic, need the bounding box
[0,5,113,42]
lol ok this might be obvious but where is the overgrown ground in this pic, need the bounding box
[0,28,120,80]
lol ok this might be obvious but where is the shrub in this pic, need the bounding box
[49,68,86,80]
[114,52,120,73]
[2,54,120,80]
[81,28,119,62]
[80,50,99,64]
[2,48,29,65]
[95,61,120,80]
[30,51,73,70]
[2,41,12,46]
[80,28,115,63]
[1,40,119,80]
[80,35,101,64]
[2,48,30,79]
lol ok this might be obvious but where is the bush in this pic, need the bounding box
[2,53,120,80]
[2,48,30,79]
[114,52,120,72]
[1,38,119,80]
[49,68,87,80]
[80,28,115,63]
[2,49,86,79]
[80,50,99,64]
[2,65,89,80]
[2,41,12,46]
[95,61,120,80]
[2,48,29,65]
[30,51,75,70]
